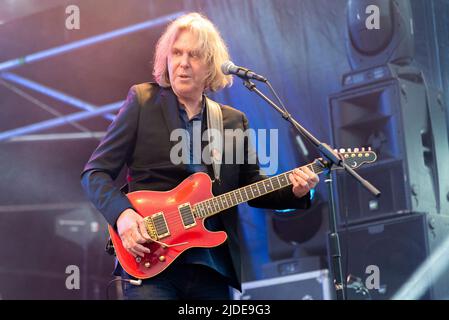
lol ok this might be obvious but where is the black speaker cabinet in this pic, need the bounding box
[266,200,329,263]
[329,73,449,225]
[337,213,449,300]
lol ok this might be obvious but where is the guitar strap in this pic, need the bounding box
[205,97,223,183]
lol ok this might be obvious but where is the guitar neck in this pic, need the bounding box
[193,160,326,219]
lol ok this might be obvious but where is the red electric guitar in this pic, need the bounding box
[108,148,377,279]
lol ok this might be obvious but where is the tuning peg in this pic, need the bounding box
[334,149,338,153]
[339,148,345,153]
[347,148,352,153]
[362,147,365,152]
[354,148,359,152]
[368,147,372,151]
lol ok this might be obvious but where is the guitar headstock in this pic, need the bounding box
[334,147,377,169]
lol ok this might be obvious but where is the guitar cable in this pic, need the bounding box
[104,238,144,299]
[105,278,142,300]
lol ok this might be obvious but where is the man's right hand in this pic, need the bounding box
[116,208,153,258]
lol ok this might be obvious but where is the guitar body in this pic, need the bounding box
[108,172,227,279]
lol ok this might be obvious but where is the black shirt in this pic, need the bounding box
[174,98,239,288]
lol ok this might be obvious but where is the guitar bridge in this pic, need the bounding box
[143,216,159,241]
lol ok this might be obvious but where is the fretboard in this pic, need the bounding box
[193,160,325,219]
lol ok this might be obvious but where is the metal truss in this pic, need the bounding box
[0,12,186,143]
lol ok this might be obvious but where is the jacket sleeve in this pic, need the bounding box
[238,113,311,210]
[80,85,140,227]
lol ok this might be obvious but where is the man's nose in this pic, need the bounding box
[180,53,190,68]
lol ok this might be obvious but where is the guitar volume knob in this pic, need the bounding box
[159,256,166,262]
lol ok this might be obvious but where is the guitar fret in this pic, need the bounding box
[272,176,280,189]
[282,172,290,187]
[201,202,207,216]
[194,204,200,218]
[219,196,223,210]
[259,181,267,194]
[225,193,230,207]
[242,188,249,201]
[219,196,224,210]
[221,196,228,210]
[230,192,237,205]
[264,179,273,192]
[247,186,254,199]
[236,190,242,204]
[197,202,206,218]
[216,198,222,211]
[289,171,295,182]
[214,198,220,212]
[309,164,320,174]
[214,199,220,212]
[210,198,221,212]
[206,200,213,215]
[235,191,240,204]
[253,184,258,197]
[257,182,264,195]
[202,203,208,216]
[210,200,216,213]
[278,174,287,187]
[243,187,249,199]
[244,186,250,200]
[223,194,227,207]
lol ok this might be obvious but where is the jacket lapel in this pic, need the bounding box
[159,88,181,148]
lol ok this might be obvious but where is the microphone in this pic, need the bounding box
[221,61,267,82]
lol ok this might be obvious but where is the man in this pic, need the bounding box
[81,12,319,300]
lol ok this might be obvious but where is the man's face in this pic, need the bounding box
[167,30,209,103]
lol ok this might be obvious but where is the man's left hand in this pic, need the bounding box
[289,166,319,198]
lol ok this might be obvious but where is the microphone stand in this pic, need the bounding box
[241,79,381,300]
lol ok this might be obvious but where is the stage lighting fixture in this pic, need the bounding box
[345,0,414,71]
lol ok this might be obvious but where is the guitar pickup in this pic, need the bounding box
[178,203,197,229]
[148,212,170,239]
